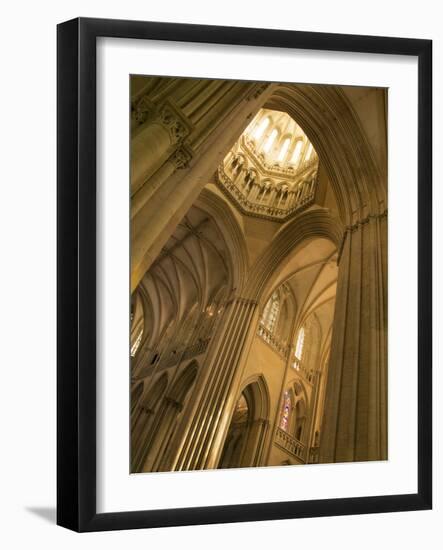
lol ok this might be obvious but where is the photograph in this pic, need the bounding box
[0,0,436,543]
[129,76,388,474]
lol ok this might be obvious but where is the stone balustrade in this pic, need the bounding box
[291,359,315,383]
[257,323,289,359]
[217,162,317,222]
[242,135,318,179]
[275,427,306,461]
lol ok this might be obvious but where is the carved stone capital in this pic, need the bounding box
[337,208,388,265]
[348,209,388,232]
[247,83,270,101]
[159,99,193,144]
[170,143,194,170]
[132,96,157,126]
[132,97,193,145]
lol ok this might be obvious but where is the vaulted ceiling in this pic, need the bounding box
[139,204,232,345]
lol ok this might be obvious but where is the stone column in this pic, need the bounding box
[246,182,255,201]
[149,398,184,472]
[232,165,245,188]
[170,297,258,471]
[131,144,193,236]
[268,187,278,208]
[319,212,387,462]
[305,370,321,450]
[137,397,183,472]
[131,83,277,292]
[131,405,156,471]
[242,418,269,467]
[287,190,296,209]
[131,99,193,195]
[131,147,189,219]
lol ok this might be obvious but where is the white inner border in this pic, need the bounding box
[97,37,418,513]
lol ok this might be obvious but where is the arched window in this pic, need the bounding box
[263,128,278,153]
[277,137,290,162]
[219,378,269,469]
[131,330,143,357]
[294,327,305,368]
[261,292,280,333]
[131,292,144,357]
[280,391,292,431]
[305,143,313,161]
[253,117,270,140]
[291,140,303,164]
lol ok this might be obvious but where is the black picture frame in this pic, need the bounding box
[57,17,432,532]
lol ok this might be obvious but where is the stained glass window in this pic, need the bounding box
[280,391,291,431]
[261,292,280,333]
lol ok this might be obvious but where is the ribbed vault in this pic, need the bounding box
[244,207,343,303]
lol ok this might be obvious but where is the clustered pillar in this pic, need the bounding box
[320,212,387,462]
[130,79,276,292]
[171,297,259,471]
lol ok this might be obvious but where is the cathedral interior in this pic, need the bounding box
[129,76,388,473]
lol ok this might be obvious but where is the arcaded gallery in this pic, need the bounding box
[129,76,388,474]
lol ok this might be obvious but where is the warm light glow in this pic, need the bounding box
[278,138,290,162]
[131,330,143,357]
[253,117,270,140]
[263,129,278,153]
[305,143,313,161]
[242,109,317,171]
[291,140,303,164]
[223,108,320,220]
[295,327,305,361]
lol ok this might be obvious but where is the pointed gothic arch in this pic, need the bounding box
[139,360,199,473]
[218,375,270,469]
[245,207,343,305]
[265,85,386,224]
[131,373,169,471]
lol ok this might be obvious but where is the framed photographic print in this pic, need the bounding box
[57,17,432,532]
